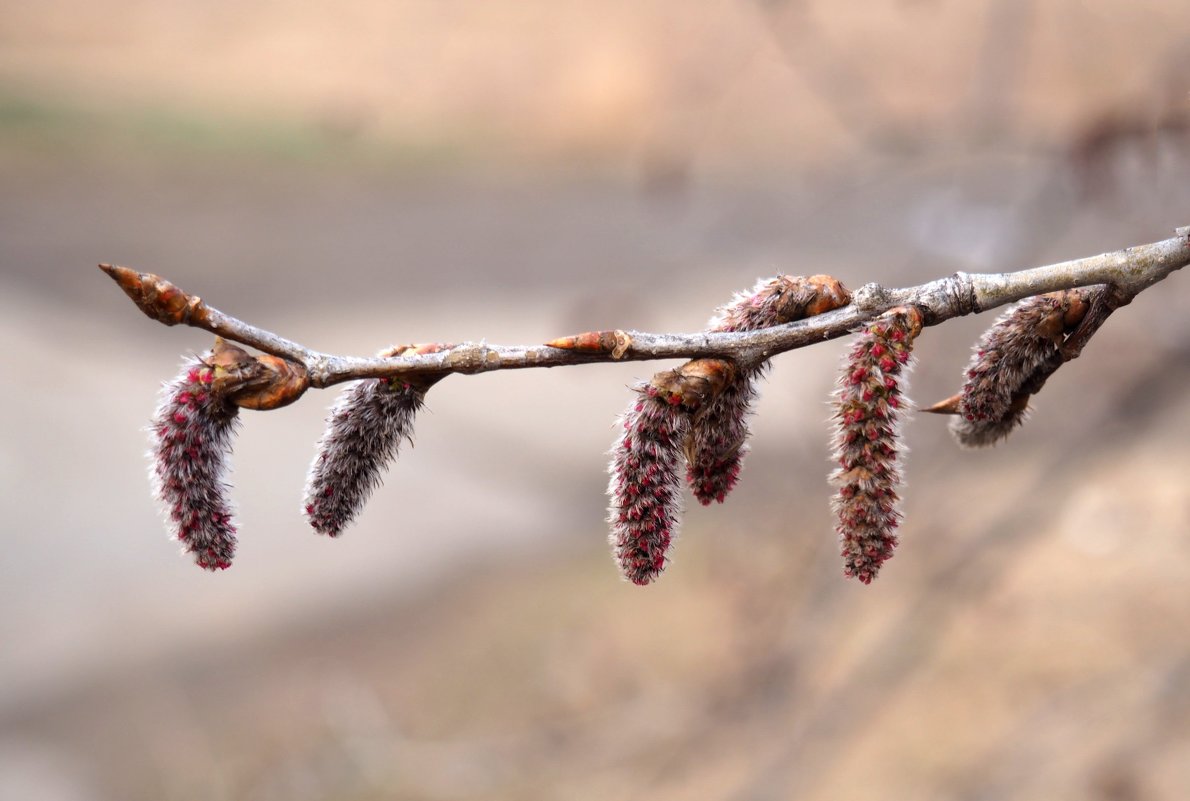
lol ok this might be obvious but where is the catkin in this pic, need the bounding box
[303,377,426,537]
[951,290,1086,448]
[686,275,851,504]
[830,307,922,584]
[607,384,692,585]
[149,357,240,570]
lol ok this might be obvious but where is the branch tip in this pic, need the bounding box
[100,263,206,327]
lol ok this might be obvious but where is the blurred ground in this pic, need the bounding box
[1,2,1189,800]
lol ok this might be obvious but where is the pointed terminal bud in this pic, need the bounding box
[100,264,208,326]
[830,306,923,584]
[303,344,446,537]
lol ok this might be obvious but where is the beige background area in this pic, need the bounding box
[1,2,1188,800]
[1,0,1186,171]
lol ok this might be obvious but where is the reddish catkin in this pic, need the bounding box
[303,375,428,538]
[830,306,923,584]
[950,290,1088,448]
[607,383,691,585]
[149,356,240,571]
[686,275,851,504]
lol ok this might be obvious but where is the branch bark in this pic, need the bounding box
[101,228,1189,391]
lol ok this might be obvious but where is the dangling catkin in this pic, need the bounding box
[830,307,922,584]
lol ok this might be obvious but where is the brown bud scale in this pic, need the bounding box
[100,264,207,326]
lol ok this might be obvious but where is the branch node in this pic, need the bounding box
[444,342,497,373]
[611,330,633,359]
[306,356,334,389]
[946,271,978,317]
[381,343,453,389]
[852,283,890,313]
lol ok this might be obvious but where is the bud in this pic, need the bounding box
[545,329,633,359]
[684,379,753,504]
[100,263,206,327]
[226,353,309,411]
[149,351,242,570]
[686,275,852,504]
[947,290,1088,448]
[303,345,446,537]
[830,306,923,584]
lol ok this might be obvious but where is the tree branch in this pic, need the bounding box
[101,228,1189,391]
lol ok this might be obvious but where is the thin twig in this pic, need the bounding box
[101,228,1189,391]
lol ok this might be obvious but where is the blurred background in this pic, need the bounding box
[2,1,1189,799]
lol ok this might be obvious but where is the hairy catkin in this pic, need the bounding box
[951,291,1085,448]
[830,307,922,584]
[686,275,851,504]
[607,385,690,585]
[303,378,426,537]
[149,357,240,571]
[684,379,754,505]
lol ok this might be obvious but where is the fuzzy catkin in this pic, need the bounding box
[950,292,1078,448]
[303,378,426,537]
[684,279,783,505]
[705,275,818,332]
[607,385,690,585]
[684,379,754,504]
[149,357,240,571]
[686,275,850,504]
[830,307,921,584]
